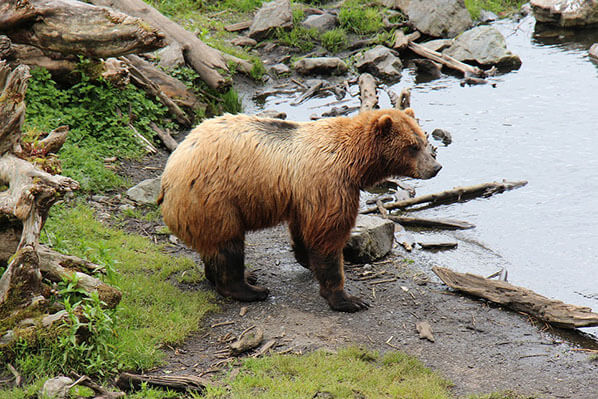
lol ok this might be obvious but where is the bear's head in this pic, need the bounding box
[373,108,442,180]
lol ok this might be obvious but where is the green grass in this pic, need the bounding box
[464,0,527,19]
[321,28,348,53]
[339,0,385,35]
[203,347,453,398]
[1,203,216,383]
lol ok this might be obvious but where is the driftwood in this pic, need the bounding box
[433,266,598,329]
[358,73,378,112]
[150,122,178,152]
[2,0,166,58]
[387,216,475,230]
[90,0,252,89]
[7,43,78,81]
[69,373,125,399]
[408,41,485,78]
[361,180,528,214]
[116,372,207,393]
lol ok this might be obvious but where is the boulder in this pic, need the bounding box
[301,13,338,33]
[531,0,598,27]
[40,377,74,399]
[126,177,162,205]
[293,57,348,75]
[231,36,258,47]
[406,0,472,38]
[590,43,598,59]
[354,45,403,81]
[343,215,395,263]
[443,25,522,70]
[249,0,293,40]
[156,43,185,70]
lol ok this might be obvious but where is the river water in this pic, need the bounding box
[244,15,598,337]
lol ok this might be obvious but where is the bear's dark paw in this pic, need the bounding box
[217,282,269,302]
[324,290,369,313]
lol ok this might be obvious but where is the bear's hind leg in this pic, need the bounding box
[203,238,269,302]
[289,220,309,269]
[309,249,369,312]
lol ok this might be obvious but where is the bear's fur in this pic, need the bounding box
[158,108,441,312]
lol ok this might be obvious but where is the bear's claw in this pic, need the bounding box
[325,290,370,313]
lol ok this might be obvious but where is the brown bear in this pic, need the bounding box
[158,108,441,312]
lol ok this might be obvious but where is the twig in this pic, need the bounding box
[7,364,21,387]
[211,320,235,328]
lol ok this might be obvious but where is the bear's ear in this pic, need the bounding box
[376,114,393,135]
[404,108,416,118]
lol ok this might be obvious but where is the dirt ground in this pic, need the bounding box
[115,149,598,399]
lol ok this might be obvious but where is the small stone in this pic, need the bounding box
[418,240,458,250]
[126,177,161,205]
[354,45,403,81]
[91,195,109,203]
[40,376,74,399]
[413,59,442,80]
[231,36,258,47]
[157,43,185,70]
[269,63,291,75]
[416,321,435,342]
[479,9,498,23]
[344,215,395,263]
[293,57,348,75]
[431,128,453,145]
[119,204,135,212]
[301,13,337,33]
[249,0,293,40]
[590,43,598,60]
[169,235,179,244]
[230,327,264,355]
[256,110,287,119]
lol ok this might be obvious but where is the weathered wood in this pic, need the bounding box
[408,41,485,77]
[7,44,77,80]
[150,122,178,152]
[4,0,166,58]
[0,0,37,31]
[121,55,192,126]
[89,0,240,89]
[0,62,29,155]
[358,73,378,112]
[361,180,528,214]
[225,21,252,32]
[432,266,598,329]
[0,36,13,60]
[116,372,207,393]
[387,216,475,230]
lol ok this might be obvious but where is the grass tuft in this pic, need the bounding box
[321,28,348,53]
[464,0,527,19]
[339,0,385,35]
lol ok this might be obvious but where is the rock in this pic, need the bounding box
[230,327,264,355]
[231,36,258,47]
[269,63,290,75]
[443,26,522,70]
[418,240,458,250]
[379,0,411,11]
[354,45,403,81]
[413,59,442,79]
[293,57,348,75]
[157,43,185,70]
[431,128,452,145]
[405,0,472,38]
[91,194,109,203]
[479,9,498,23]
[301,13,337,33]
[531,0,598,27]
[420,39,453,52]
[416,321,435,342]
[590,43,598,59]
[344,215,395,263]
[256,109,287,119]
[520,2,533,16]
[249,0,293,40]
[392,30,409,50]
[40,376,74,399]
[119,204,135,212]
[126,177,161,205]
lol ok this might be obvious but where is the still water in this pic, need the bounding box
[245,16,598,336]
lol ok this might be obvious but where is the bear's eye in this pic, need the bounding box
[409,144,420,154]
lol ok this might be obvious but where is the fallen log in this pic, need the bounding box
[90,0,252,89]
[0,0,37,31]
[150,122,178,152]
[3,0,166,58]
[358,73,378,112]
[7,43,78,81]
[387,216,475,230]
[361,180,528,214]
[432,266,598,329]
[115,373,207,393]
[407,41,485,77]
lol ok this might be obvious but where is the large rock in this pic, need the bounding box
[406,0,472,38]
[591,43,598,59]
[156,43,185,70]
[293,57,348,75]
[249,0,293,40]
[443,26,522,70]
[344,215,395,263]
[126,177,161,205]
[40,377,74,399]
[531,0,598,27]
[301,13,337,32]
[354,45,403,81]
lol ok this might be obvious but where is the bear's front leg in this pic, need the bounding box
[289,220,309,269]
[309,249,369,312]
[203,238,269,302]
